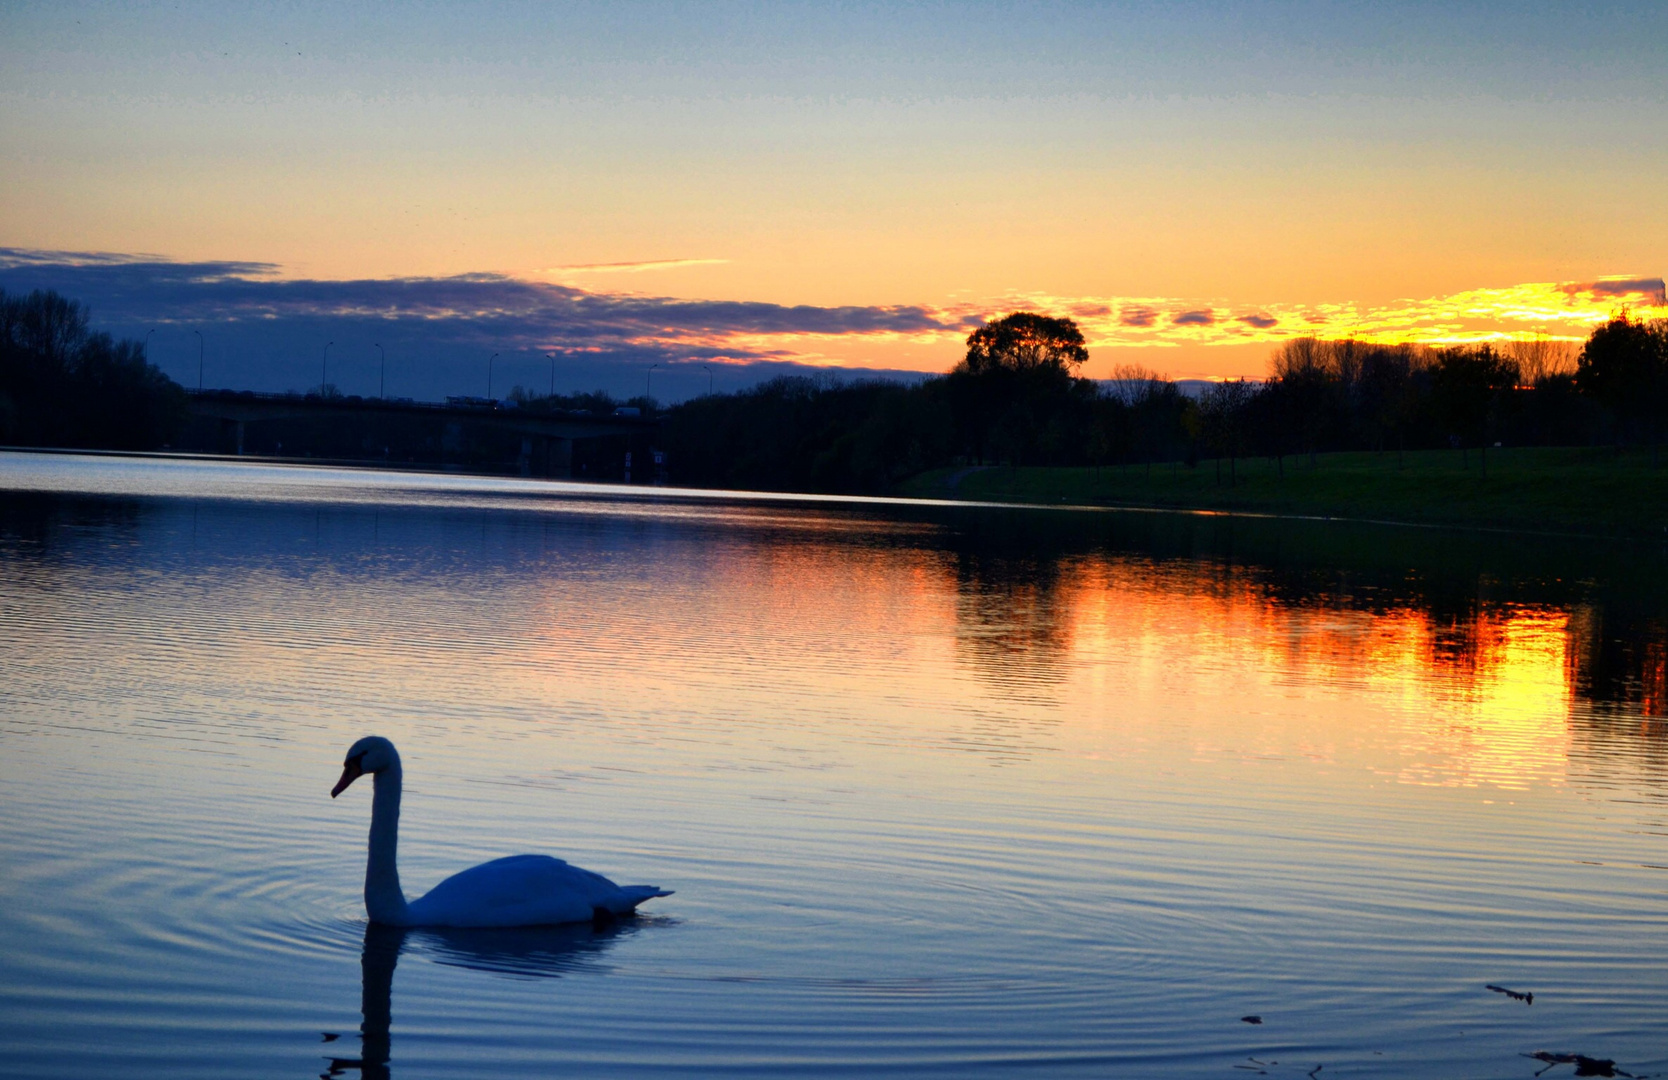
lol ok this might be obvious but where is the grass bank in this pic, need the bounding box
[898,446,1668,536]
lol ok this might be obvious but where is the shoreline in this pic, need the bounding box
[897,446,1668,540]
[8,443,1668,542]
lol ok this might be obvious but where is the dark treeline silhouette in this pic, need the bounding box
[1198,316,1664,475]
[504,386,649,416]
[0,289,188,449]
[661,313,1111,491]
[6,284,1666,489]
[663,376,951,492]
[663,310,1668,492]
[662,313,1192,490]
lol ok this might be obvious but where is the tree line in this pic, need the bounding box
[4,286,1667,493]
[660,311,1668,492]
[0,289,188,450]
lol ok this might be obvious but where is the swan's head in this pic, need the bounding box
[331,736,401,798]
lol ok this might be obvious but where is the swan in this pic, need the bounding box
[330,736,671,927]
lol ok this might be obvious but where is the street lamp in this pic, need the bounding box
[192,329,204,390]
[322,341,334,394]
[546,352,557,399]
[374,343,385,398]
[703,364,713,396]
[487,353,499,399]
[144,328,157,363]
[646,363,659,403]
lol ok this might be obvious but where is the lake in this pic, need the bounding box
[1,450,1665,1079]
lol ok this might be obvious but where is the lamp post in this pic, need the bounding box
[322,341,334,394]
[646,363,658,403]
[193,329,204,390]
[546,352,556,399]
[703,364,713,396]
[144,328,157,363]
[374,343,385,398]
[487,352,499,399]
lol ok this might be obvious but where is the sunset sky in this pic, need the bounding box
[3,1,1665,400]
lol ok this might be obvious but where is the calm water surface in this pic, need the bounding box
[1,450,1666,1079]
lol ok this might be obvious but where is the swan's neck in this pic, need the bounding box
[365,765,410,925]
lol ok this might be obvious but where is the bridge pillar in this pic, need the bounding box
[544,437,572,478]
[441,421,464,468]
[218,417,245,455]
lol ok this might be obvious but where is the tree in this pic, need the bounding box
[946,313,1095,465]
[1266,338,1344,465]
[1350,344,1421,454]
[1199,379,1256,485]
[1103,365,1189,474]
[662,375,952,493]
[1502,336,1579,385]
[959,312,1088,377]
[1429,345,1519,471]
[1576,313,1668,445]
[0,288,188,450]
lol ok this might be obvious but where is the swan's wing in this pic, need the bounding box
[407,855,665,927]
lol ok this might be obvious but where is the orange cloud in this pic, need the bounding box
[979,277,1668,354]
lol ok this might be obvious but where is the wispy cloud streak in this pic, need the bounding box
[544,258,731,275]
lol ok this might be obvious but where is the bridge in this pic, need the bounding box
[182,390,662,479]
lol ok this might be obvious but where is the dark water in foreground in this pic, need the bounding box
[1,450,1666,1079]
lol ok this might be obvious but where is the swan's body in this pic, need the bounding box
[332,736,670,928]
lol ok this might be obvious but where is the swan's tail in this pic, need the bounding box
[603,885,673,915]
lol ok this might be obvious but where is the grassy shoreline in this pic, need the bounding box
[898,446,1668,537]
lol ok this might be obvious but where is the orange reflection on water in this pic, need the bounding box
[981,557,1577,791]
[1389,607,1573,790]
[251,513,1648,796]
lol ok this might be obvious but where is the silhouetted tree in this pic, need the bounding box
[1576,313,1668,446]
[961,312,1089,376]
[1266,338,1346,464]
[1429,346,1519,469]
[664,375,951,492]
[1503,336,1579,386]
[1349,345,1421,453]
[0,289,188,449]
[1103,365,1190,474]
[1199,379,1256,484]
[945,312,1096,464]
[654,312,1668,496]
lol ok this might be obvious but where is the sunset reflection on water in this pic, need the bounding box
[3,453,1667,1080]
[938,551,1650,796]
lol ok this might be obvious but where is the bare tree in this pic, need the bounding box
[1200,379,1257,485]
[1500,335,1579,385]
[1104,363,1169,407]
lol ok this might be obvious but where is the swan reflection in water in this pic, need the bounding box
[322,918,643,1078]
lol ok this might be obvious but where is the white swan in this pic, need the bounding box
[331,736,671,927]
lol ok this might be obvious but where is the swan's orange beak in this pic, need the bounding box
[331,759,363,798]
